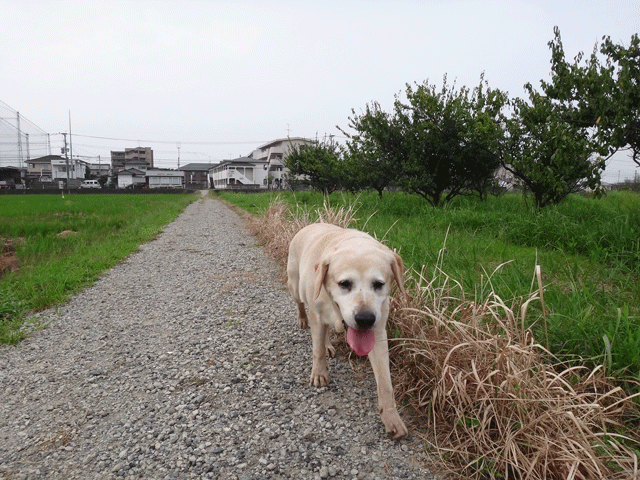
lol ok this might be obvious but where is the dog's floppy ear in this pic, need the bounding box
[314,258,330,300]
[391,251,406,298]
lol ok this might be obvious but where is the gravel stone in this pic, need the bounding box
[0,193,438,479]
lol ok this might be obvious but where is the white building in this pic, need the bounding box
[51,157,88,187]
[116,168,146,189]
[209,157,268,190]
[249,137,315,189]
[146,169,185,188]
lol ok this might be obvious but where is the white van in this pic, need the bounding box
[80,180,101,189]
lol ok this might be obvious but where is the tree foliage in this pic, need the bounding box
[284,137,343,194]
[504,91,606,208]
[600,33,640,166]
[339,103,403,197]
[502,28,610,209]
[341,76,507,207]
[540,28,639,165]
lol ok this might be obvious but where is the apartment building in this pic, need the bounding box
[209,157,268,190]
[249,137,315,189]
[111,147,154,172]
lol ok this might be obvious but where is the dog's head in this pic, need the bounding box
[313,240,405,345]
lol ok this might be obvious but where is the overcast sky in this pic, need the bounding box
[1,0,638,181]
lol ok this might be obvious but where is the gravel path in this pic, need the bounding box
[0,194,436,480]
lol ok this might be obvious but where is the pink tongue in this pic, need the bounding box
[346,328,375,356]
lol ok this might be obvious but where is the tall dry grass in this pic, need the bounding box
[248,195,360,268]
[250,197,640,480]
[390,259,640,479]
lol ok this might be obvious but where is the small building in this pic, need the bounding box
[26,155,56,184]
[209,157,268,190]
[0,167,23,189]
[25,155,88,188]
[51,157,87,184]
[87,160,111,178]
[179,163,217,189]
[116,168,146,189]
[146,169,185,188]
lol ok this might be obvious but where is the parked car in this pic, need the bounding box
[80,180,101,189]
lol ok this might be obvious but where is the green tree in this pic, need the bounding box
[542,27,638,161]
[342,75,507,206]
[504,92,605,208]
[540,28,639,166]
[502,28,611,209]
[600,33,640,166]
[339,102,402,197]
[284,137,343,194]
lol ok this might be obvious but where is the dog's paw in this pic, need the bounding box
[310,368,330,387]
[326,343,335,358]
[380,408,408,439]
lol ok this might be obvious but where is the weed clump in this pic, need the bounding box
[389,263,640,479]
[248,195,359,272]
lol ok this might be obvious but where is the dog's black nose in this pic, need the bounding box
[354,311,376,329]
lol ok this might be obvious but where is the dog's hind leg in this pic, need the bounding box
[325,330,335,358]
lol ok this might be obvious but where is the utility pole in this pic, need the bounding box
[16,112,23,168]
[62,132,69,189]
[68,111,73,188]
[177,142,181,169]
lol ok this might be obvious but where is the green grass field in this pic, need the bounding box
[217,189,640,385]
[0,192,198,343]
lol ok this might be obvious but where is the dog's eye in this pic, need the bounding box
[372,281,385,290]
[338,280,353,291]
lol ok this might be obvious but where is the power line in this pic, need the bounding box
[72,133,269,145]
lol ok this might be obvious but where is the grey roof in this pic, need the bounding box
[179,163,217,171]
[29,155,66,163]
[116,168,146,176]
[256,137,314,150]
[215,157,266,168]
[146,170,185,177]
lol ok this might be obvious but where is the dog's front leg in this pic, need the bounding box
[368,328,408,439]
[309,316,330,387]
[296,302,308,329]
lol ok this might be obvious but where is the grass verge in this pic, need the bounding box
[0,192,198,343]
[218,190,640,480]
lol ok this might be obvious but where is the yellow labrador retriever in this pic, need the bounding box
[287,223,408,438]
